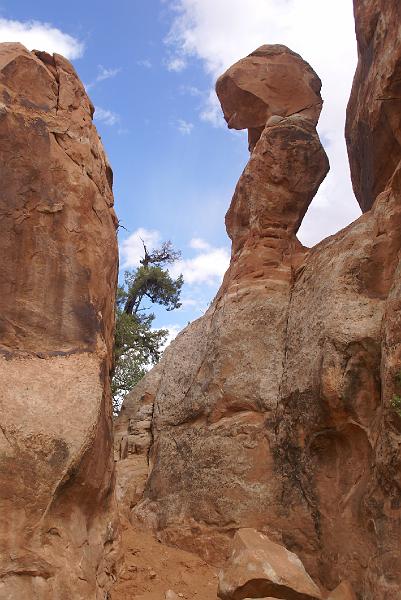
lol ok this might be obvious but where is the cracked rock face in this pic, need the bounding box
[116,10,401,598]
[0,43,119,599]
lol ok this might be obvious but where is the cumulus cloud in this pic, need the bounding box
[199,90,225,127]
[120,228,163,269]
[121,230,229,286]
[179,296,203,310]
[166,56,187,72]
[170,243,230,285]
[165,0,361,246]
[0,18,84,58]
[120,232,229,342]
[94,106,120,126]
[189,237,211,250]
[177,118,194,135]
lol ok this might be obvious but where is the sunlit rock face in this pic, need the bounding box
[217,528,323,600]
[216,44,323,151]
[0,43,119,599]
[116,16,401,598]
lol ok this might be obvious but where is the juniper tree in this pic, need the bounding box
[112,240,183,414]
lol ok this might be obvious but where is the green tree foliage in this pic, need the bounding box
[112,240,183,415]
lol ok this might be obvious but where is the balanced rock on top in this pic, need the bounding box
[216,44,323,150]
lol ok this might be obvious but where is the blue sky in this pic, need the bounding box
[0,0,360,342]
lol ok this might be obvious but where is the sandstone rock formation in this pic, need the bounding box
[116,3,401,597]
[114,366,161,519]
[0,43,119,599]
[327,581,356,600]
[216,45,323,150]
[217,529,322,600]
[346,0,401,211]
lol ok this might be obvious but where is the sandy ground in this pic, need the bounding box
[110,520,218,600]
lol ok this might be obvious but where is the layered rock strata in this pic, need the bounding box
[117,9,401,598]
[0,43,119,599]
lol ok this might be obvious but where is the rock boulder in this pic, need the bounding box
[216,44,323,150]
[217,529,322,600]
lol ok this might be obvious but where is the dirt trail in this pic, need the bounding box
[111,520,218,600]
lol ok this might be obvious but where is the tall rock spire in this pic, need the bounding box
[115,19,401,597]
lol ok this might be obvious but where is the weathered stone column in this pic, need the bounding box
[115,45,329,566]
[0,43,119,599]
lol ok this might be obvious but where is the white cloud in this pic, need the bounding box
[199,89,225,127]
[161,324,182,350]
[137,58,152,68]
[0,18,84,59]
[121,229,229,286]
[86,65,121,90]
[180,84,203,97]
[171,245,230,285]
[177,118,194,135]
[165,0,361,246]
[96,65,121,82]
[189,237,211,251]
[120,228,162,268]
[179,296,202,309]
[166,56,187,72]
[94,106,120,126]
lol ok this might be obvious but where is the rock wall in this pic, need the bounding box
[346,0,401,212]
[116,4,401,598]
[0,43,119,599]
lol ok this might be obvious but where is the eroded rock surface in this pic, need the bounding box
[0,43,119,599]
[116,12,401,599]
[216,45,323,151]
[346,0,401,211]
[217,529,322,600]
[114,365,161,519]
[327,581,356,600]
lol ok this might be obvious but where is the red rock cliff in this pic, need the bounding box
[115,5,401,598]
[0,43,119,599]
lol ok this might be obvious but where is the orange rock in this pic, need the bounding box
[0,43,119,598]
[223,112,328,277]
[346,0,401,211]
[217,529,322,600]
[116,16,401,598]
[115,46,329,571]
[216,44,323,151]
[326,581,356,600]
